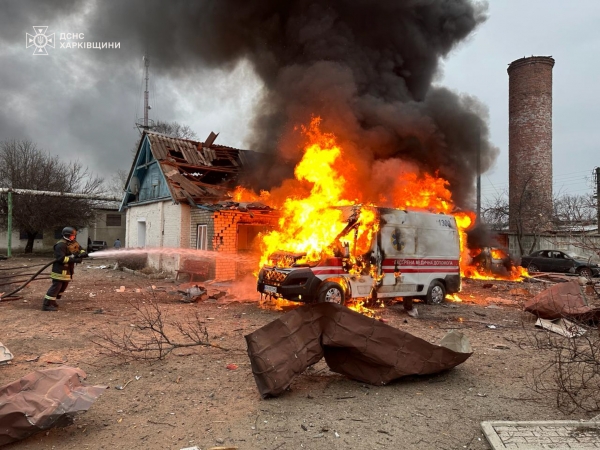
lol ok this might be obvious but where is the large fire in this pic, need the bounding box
[233,117,527,304]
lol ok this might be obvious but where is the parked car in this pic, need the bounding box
[88,240,108,252]
[520,250,600,278]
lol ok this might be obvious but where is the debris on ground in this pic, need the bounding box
[0,343,13,365]
[177,283,230,303]
[524,280,600,321]
[534,317,587,338]
[0,367,107,445]
[508,287,530,297]
[245,303,473,398]
[181,285,207,303]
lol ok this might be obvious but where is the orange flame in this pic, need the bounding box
[256,118,378,268]
[447,294,463,302]
[231,186,271,204]
[240,117,527,298]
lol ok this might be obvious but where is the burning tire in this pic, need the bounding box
[317,281,345,305]
[425,280,446,305]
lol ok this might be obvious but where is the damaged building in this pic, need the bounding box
[120,131,278,280]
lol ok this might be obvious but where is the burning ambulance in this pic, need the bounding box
[257,205,460,306]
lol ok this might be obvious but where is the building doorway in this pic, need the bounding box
[137,221,146,247]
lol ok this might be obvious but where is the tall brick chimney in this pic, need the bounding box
[507,56,555,232]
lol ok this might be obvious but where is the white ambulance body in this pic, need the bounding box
[257,207,461,305]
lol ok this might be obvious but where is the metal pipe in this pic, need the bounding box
[0,188,120,201]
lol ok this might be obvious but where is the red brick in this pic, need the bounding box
[507,56,554,232]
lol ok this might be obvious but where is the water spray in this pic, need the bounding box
[87,247,261,264]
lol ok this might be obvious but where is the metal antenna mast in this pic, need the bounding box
[143,55,149,128]
[136,54,154,132]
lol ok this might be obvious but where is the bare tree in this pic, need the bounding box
[152,120,198,140]
[509,176,551,257]
[553,193,597,225]
[481,181,541,255]
[0,140,105,253]
[104,168,129,200]
[528,323,600,414]
[481,189,509,231]
[132,120,199,154]
[550,192,600,260]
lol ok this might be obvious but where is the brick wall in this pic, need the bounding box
[507,56,555,232]
[189,210,215,250]
[189,209,279,281]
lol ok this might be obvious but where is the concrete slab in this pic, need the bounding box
[481,420,600,449]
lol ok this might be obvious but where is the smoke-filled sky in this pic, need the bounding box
[1,0,599,208]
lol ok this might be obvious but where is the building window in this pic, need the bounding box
[106,214,122,227]
[20,230,43,240]
[196,225,208,250]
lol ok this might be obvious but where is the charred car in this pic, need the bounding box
[471,247,512,272]
[257,206,461,305]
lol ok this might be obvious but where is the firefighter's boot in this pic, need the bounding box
[49,300,59,309]
[42,299,58,312]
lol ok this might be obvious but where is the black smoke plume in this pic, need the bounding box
[7,0,496,209]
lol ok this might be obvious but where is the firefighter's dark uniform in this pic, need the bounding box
[43,239,87,311]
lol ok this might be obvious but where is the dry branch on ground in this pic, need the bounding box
[91,299,231,361]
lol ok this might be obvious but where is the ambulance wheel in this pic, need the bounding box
[425,281,446,305]
[317,282,345,305]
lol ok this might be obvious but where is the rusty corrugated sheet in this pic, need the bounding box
[246,303,473,398]
[524,280,600,321]
[0,367,106,445]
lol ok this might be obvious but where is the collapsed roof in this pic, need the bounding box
[122,131,262,208]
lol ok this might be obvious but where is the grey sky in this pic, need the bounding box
[440,0,600,204]
[1,0,598,207]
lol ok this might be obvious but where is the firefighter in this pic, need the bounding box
[42,226,88,312]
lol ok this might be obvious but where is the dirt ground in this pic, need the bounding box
[0,254,595,450]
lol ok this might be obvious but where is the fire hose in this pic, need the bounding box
[0,254,89,301]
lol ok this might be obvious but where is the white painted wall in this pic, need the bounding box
[0,228,90,254]
[88,210,126,247]
[125,201,189,273]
